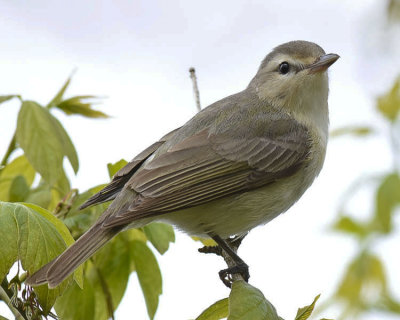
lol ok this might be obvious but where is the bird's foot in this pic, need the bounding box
[198,244,222,256]
[219,262,250,288]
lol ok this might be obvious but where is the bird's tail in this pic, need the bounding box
[26,188,137,288]
[26,222,121,289]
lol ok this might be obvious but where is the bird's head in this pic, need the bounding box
[249,40,339,134]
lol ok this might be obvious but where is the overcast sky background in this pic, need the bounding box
[1,0,400,319]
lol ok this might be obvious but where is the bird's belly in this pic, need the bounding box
[160,166,318,239]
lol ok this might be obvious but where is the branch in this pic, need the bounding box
[220,242,246,283]
[189,67,201,112]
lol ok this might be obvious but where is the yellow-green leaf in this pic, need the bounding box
[373,173,400,233]
[332,215,368,238]
[143,222,175,254]
[46,75,72,108]
[294,294,320,320]
[25,182,52,209]
[0,95,18,105]
[50,113,79,174]
[9,175,30,202]
[55,277,96,320]
[57,96,108,118]
[377,77,400,121]
[0,202,80,313]
[0,155,35,201]
[196,298,229,320]
[131,240,162,320]
[22,203,83,288]
[16,101,65,185]
[91,233,132,311]
[16,101,79,182]
[228,281,281,320]
[336,252,387,307]
[330,126,373,138]
[55,233,134,320]
[107,159,128,179]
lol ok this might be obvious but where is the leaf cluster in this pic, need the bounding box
[0,77,174,320]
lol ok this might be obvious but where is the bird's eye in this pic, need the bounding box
[279,62,290,74]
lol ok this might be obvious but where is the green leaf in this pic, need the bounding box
[0,155,35,201]
[25,182,52,209]
[46,74,72,108]
[373,173,400,233]
[107,159,128,179]
[22,203,83,288]
[56,96,108,118]
[377,77,400,121]
[196,298,229,320]
[9,175,30,202]
[379,292,400,314]
[336,252,387,308]
[332,215,368,238]
[131,240,162,320]
[294,294,320,320]
[16,101,79,182]
[50,112,79,174]
[228,281,281,320]
[55,277,96,320]
[330,126,373,138]
[16,101,64,185]
[0,202,80,313]
[143,222,175,254]
[0,95,18,105]
[91,233,132,311]
[55,235,133,320]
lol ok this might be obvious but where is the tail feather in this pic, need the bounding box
[26,224,120,288]
[26,188,136,288]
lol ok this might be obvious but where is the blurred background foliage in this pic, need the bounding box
[318,2,400,319]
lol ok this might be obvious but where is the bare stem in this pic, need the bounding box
[0,132,17,171]
[0,279,27,320]
[220,246,245,283]
[189,67,201,112]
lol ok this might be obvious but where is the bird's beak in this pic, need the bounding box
[307,53,340,74]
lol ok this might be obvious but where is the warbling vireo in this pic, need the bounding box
[27,40,339,288]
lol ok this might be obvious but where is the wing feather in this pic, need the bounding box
[79,128,180,209]
[102,117,311,228]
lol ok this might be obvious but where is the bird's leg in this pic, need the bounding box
[211,234,249,288]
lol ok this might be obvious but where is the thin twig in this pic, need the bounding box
[219,242,245,284]
[0,279,27,320]
[189,67,201,112]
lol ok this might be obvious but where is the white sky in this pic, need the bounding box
[1,0,400,319]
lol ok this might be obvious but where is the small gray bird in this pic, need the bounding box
[27,40,339,289]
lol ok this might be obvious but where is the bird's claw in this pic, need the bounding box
[218,262,250,288]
